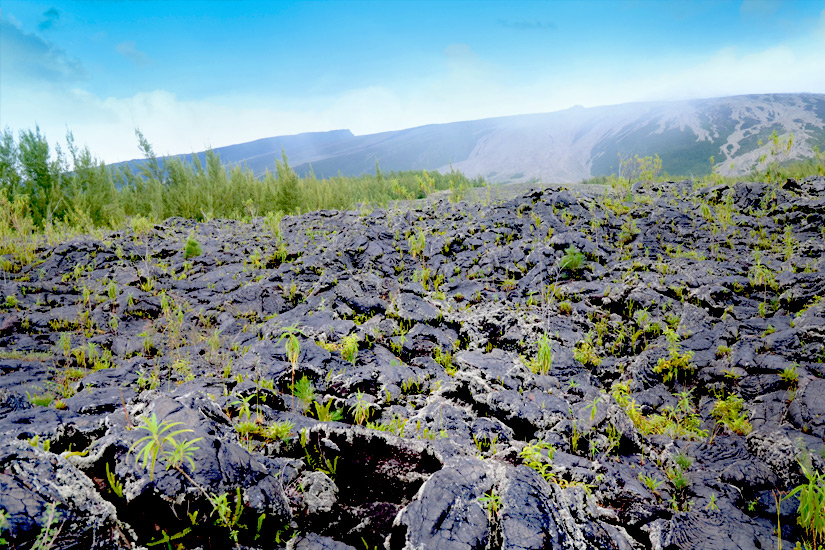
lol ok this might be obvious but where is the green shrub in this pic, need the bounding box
[433,346,456,376]
[183,235,202,258]
[290,375,315,405]
[653,348,694,383]
[559,245,586,273]
[0,127,485,236]
[573,335,601,366]
[780,364,799,387]
[711,394,752,435]
[787,460,825,548]
[263,420,294,442]
[525,334,554,375]
[340,334,358,365]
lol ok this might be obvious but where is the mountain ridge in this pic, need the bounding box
[119,93,825,183]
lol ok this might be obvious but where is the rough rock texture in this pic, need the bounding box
[1,176,825,548]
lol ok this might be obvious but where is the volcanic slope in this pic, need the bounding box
[1,176,825,549]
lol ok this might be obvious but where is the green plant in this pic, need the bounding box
[613,383,708,441]
[229,394,255,422]
[183,234,202,258]
[715,345,731,358]
[526,333,554,375]
[31,501,62,549]
[433,346,457,376]
[639,473,662,493]
[400,377,424,395]
[351,390,372,425]
[277,323,304,408]
[27,391,54,407]
[653,348,694,384]
[28,434,51,452]
[340,334,359,365]
[667,465,690,492]
[585,394,602,423]
[263,420,294,442]
[472,434,498,455]
[604,422,622,456]
[313,399,343,422]
[128,412,202,480]
[780,364,799,387]
[0,508,8,546]
[570,421,580,452]
[617,217,640,245]
[786,459,825,548]
[300,429,340,478]
[136,368,160,391]
[478,489,502,518]
[573,335,601,367]
[407,228,426,261]
[146,528,192,548]
[367,414,408,436]
[209,487,245,542]
[291,375,315,405]
[749,255,777,304]
[559,245,586,274]
[674,452,693,471]
[106,463,123,498]
[711,394,752,435]
[520,440,556,481]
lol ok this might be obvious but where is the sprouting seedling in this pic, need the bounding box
[229,394,254,421]
[129,412,202,480]
[351,390,371,425]
[276,323,305,409]
[585,394,602,422]
[558,245,586,273]
[531,333,554,375]
[340,334,359,365]
[478,489,502,519]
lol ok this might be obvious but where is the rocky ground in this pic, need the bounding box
[1,176,824,549]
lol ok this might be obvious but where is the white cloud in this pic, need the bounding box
[1,32,823,165]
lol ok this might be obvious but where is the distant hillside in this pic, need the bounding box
[118,129,355,177]
[116,94,825,183]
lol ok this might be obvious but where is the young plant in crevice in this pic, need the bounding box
[129,412,250,547]
[711,394,752,436]
[525,333,554,375]
[340,334,359,365]
[129,412,202,480]
[290,375,315,409]
[786,457,825,549]
[277,323,305,409]
[351,390,372,426]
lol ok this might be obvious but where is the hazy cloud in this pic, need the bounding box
[0,18,86,83]
[116,41,151,66]
[498,19,556,31]
[740,0,781,18]
[442,43,476,60]
[38,7,60,31]
[3,9,823,166]
[819,8,825,38]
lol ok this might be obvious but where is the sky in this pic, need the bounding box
[1,0,824,164]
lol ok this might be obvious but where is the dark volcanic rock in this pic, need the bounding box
[0,439,123,549]
[2,177,824,549]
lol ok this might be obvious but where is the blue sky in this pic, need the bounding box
[1,0,824,163]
